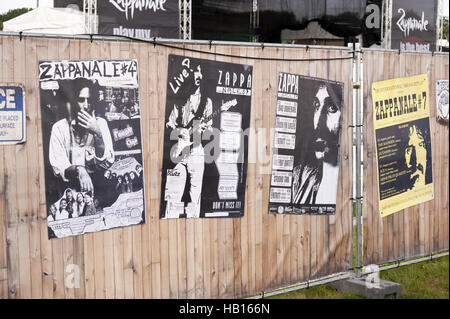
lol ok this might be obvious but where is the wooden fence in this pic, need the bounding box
[0,34,353,299]
[362,49,449,266]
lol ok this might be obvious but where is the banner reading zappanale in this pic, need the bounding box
[268,73,344,215]
[98,0,179,39]
[39,59,146,239]
[372,74,434,218]
[392,0,437,52]
[160,54,252,219]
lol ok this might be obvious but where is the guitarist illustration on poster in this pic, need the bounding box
[161,55,253,219]
[165,63,213,218]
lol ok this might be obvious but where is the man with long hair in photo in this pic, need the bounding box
[48,78,115,199]
[292,81,342,206]
[164,62,213,218]
[404,123,432,190]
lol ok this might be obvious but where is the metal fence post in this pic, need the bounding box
[349,41,363,277]
[353,42,363,277]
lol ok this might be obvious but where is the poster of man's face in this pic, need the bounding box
[39,59,146,239]
[375,117,432,201]
[269,73,344,215]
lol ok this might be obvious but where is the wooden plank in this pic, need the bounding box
[23,37,44,299]
[130,42,144,300]
[97,39,115,299]
[239,46,250,297]
[159,219,170,298]
[34,37,55,300]
[123,226,135,299]
[0,36,7,299]
[57,39,76,300]
[44,38,66,300]
[437,54,448,252]
[83,233,96,298]
[213,45,230,298]
[11,36,32,299]
[254,46,264,294]
[93,232,105,299]
[374,51,385,264]
[316,49,328,277]
[108,40,125,300]
[308,49,318,279]
[67,39,86,299]
[301,48,312,281]
[74,39,95,299]
[246,46,257,295]
[441,56,449,252]
[326,48,338,275]
[230,46,242,298]
[138,41,152,300]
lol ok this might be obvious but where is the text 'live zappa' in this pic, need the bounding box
[39,59,146,239]
[160,55,253,219]
[269,73,345,215]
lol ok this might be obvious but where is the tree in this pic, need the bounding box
[0,8,33,31]
[442,16,449,41]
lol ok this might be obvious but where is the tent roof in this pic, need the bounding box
[3,7,85,34]
[281,21,343,41]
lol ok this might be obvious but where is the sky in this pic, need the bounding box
[0,0,54,15]
[0,0,448,16]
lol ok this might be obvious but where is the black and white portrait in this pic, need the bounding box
[39,59,146,239]
[160,55,252,219]
[292,80,343,206]
[269,73,344,215]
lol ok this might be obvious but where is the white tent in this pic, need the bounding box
[3,7,86,35]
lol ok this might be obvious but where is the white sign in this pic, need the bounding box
[0,84,26,144]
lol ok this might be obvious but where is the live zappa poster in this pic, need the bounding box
[39,59,146,239]
[372,74,434,218]
[268,73,344,215]
[98,0,179,39]
[160,55,252,219]
[392,0,437,52]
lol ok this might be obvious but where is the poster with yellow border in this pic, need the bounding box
[372,74,434,218]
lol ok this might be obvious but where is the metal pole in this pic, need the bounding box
[352,41,363,277]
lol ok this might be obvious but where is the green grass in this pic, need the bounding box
[380,256,449,299]
[269,255,449,299]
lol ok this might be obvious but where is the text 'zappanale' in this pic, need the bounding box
[109,0,167,20]
[396,8,429,37]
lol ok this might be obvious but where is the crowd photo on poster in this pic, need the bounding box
[39,59,146,239]
[269,73,344,215]
[160,55,253,219]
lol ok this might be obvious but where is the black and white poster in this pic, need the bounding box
[39,59,146,239]
[269,73,344,215]
[160,55,252,219]
[98,0,179,39]
[392,0,437,52]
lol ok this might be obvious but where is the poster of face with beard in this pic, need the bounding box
[269,73,344,215]
[39,59,146,239]
[160,55,253,219]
